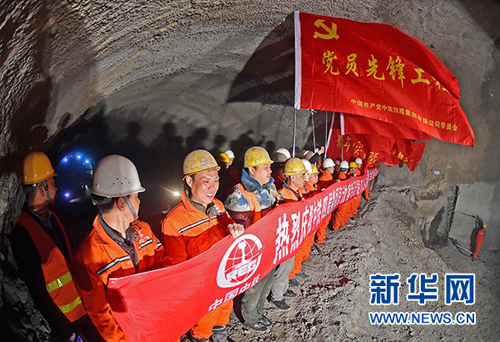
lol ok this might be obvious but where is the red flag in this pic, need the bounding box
[342,112,431,140]
[327,115,426,171]
[295,11,474,146]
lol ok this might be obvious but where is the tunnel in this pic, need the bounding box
[1,0,499,340]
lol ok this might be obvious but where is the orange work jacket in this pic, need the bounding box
[279,184,303,203]
[17,211,86,322]
[161,191,234,264]
[232,183,263,225]
[318,170,334,190]
[337,171,347,181]
[304,181,318,195]
[74,217,170,342]
[347,169,361,178]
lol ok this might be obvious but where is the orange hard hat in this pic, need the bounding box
[22,151,57,185]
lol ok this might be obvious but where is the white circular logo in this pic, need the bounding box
[216,234,263,288]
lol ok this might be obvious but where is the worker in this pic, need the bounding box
[315,158,336,242]
[224,149,240,183]
[271,148,290,191]
[347,161,363,218]
[333,159,341,179]
[224,150,235,167]
[268,158,306,311]
[302,164,319,262]
[287,159,317,282]
[73,155,172,341]
[215,153,237,201]
[355,157,363,172]
[318,158,335,190]
[347,161,361,177]
[472,221,486,261]
[303,160,319,194]
[11,151,102,342]
[332,161,351,230]
[224,146,278,332]
[161,150,244,342]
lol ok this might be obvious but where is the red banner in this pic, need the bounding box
[295,11,474,146]
[107,168,378,341]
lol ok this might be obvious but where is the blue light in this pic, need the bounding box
[64,192,70,198]
[76,154,82,159]
[84,159,89,164]
[62,157,68,163]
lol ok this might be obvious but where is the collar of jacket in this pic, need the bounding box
[241,168,275,193]
[182,190,217,216]
[282,182,301,200]
[93,216,143,246]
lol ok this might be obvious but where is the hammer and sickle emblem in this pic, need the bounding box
[313,19,339,40]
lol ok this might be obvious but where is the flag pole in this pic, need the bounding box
[340,113,345,161]
[292,107,297,157]
[325,111,328,147]
[311,110,316,151]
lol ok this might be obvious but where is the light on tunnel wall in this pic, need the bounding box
[56,151,94,203]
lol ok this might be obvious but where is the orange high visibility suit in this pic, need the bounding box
[12,210,103,341]
[472,228,485,261]
[16,212,86,322]
[347,169,362,217]
[316,171,334,242]
[301,182,317,260]
[74,217,171,342]
[161,192,235,339]
[333,171,352,230]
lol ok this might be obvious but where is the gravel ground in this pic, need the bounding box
[180,186,500,342]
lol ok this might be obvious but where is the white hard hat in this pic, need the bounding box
[274,148,291,163]
[91,155,145,197]
[355,158,363,165]
[340,161,349,169]
[301,159,313,174]
[323,158,335,169]
[224,150,235,159]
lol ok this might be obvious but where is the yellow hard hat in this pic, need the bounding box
[244,146,273,168]
[284,158,307,176]
[217,153,230,163]
[349,161,357,168]
[311,165,319,174]
[22,151,57,185]
[183,150,220,176]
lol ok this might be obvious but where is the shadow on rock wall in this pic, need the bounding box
[227,14,294,106]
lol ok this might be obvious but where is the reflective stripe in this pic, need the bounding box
[156,242,162,248]
[97,256,131,275]
[178,218,209,233]
[46,271,73,293]
[59,296,82,314]
[138,238,153,250]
